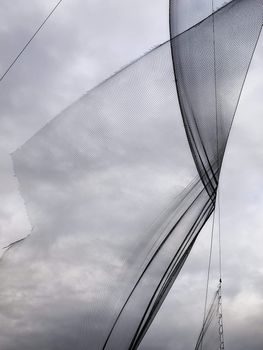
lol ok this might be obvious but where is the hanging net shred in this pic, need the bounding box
[194,284,224,350]
[0,0,262,349]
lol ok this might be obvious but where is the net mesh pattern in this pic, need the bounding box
[171,0,263,199]
[0,0,262,349]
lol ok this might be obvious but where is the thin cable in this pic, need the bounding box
[212,0,224,346]
[212,0,219,175]
[200,2,220,349]
[212,0,223,284]
[218,201,222,279]
[0,0,64,83]
[217,188,225,349]
[200,208,216,350]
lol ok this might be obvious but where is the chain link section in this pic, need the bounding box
[218,281,225,350]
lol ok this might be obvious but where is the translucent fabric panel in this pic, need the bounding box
[169,0,234,36]
[170,0,212,36]
[2,40,212,350]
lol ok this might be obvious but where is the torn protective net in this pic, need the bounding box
[3,39,206,350]
[0,0,262,350]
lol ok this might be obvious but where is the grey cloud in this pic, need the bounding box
[0,0,263,349]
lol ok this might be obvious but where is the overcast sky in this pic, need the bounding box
[0,1,262,349]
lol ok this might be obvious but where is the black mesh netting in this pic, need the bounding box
[170,0,263,200]
[0,0,262,349]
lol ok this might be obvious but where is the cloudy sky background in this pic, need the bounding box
[0,0,262,349]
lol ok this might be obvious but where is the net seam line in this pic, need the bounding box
[0,0,64,83]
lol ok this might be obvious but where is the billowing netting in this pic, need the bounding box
[171,0,263,348]
[0,0,262,349]
[171,0,263,199]
[2,38,207,350]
